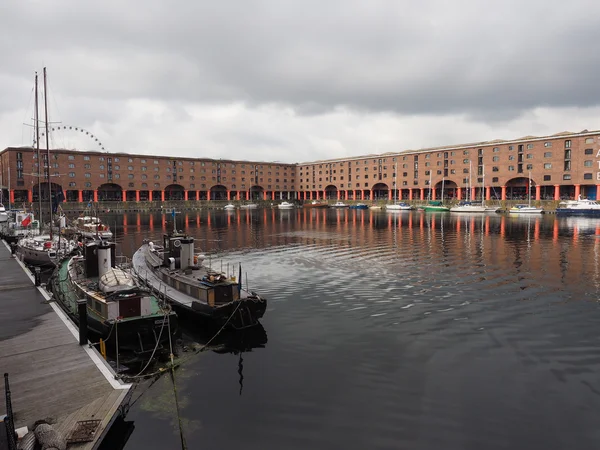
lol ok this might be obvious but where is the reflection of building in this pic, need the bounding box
[0,148,297,204]
[1,129,599,203]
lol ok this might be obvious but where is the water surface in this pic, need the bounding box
[106,209,600,450]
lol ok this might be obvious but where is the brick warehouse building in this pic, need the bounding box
[1,129,600,205]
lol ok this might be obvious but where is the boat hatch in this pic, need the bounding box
[118,297,141,318]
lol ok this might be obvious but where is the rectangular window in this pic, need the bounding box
[493,147,499,153]
[584,173,593,180]
[544,163,552,169]
[565,140,572,148]
[564,160,571,171]
[544,142,552,147]
[508,166,515,171]
[492,166,499,172]
[585,138,593,144]
[544,152,552,157]
[463,159,469,164]
[526,154,533,159]
[492,177,499,182]
[508,155,514,160]
[492,156,499,162]
[584,160,593,167]
[563,174,571,180]
[527,143,534,149]
[543,175,551,181]
[585,148,593,155]
[526,164,533,170]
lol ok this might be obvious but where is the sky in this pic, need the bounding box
[1,0,600,164]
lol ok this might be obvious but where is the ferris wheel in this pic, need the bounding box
[34,125,107,151]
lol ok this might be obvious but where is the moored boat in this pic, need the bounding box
[349,203,369,210]
[303,201,328,209]
[49,240,177,355]
[509,204,544,214]
[131,233,267,329]
[224,204,236,211]
[240,203,258,210]
[556,197,600,216]
[386,202,413,211]
[450,201,487,213]
[277,201,295,209]
[72,215,113,239]
[16,233,77,267]
[422,201,450,212]
[331,201,349,208]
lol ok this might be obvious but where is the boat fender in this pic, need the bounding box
[44,241,52,249]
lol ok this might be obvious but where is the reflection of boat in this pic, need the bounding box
[277,201,295,209]
[303,201,328,209]
[556,196,600,216]
[132,232,267,329]
[240,203,258,210]
[180,317,268,355]
[49,240,177,355]
[224,204,236,211]
[349,203,369,210]
[331,202,349,208]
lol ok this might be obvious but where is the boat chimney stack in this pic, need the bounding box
[97,240,112,278]
[179,237,194,271]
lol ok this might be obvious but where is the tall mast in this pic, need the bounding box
[34,72,42,224]
[43,67,53,238]
[393,163,397,204]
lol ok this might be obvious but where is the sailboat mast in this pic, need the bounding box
[528,171,531,207]
[43,67,53,238]
[34,72,42,225]
[393,163,397,204]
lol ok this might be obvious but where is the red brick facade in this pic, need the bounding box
[2,129,599,204]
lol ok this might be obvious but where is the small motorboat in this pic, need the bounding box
[349,203,369,210]
[277,201,295,209]
[224,204,236,211]
[331,202,349,208]
[386,202,413,211]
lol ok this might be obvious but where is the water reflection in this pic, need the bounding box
[109,208,600,450]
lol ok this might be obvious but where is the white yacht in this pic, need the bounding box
[277,201,295,209]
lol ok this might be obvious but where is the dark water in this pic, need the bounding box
[106,209,600,450]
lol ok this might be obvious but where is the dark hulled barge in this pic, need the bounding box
[131,233,267,329]
[50,240,177,355]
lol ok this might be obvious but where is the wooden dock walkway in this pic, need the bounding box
[0,243,131,449]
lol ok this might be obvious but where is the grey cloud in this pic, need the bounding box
[2,0,600,119]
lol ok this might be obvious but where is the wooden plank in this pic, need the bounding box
[0,243,129,448]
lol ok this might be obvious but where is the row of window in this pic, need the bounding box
[301,173,595,190]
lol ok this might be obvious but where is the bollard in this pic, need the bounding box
[34,267,41,287]
[77,299,88,345]
[10,243,16,255]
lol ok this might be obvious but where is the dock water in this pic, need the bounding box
[0,242,131,449]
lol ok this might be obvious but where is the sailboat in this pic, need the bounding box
[386,164,412,211]
[482,165,501,212]
[16,68,77,266]
[422,172,450,212]
[509,171,544,214]
[450,161,487,213]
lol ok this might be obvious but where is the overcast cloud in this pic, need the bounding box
[1,0,600,163]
